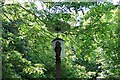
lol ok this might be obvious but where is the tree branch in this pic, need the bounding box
[3,12,13,23]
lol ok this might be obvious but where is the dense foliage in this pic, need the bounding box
[1,1,120,79]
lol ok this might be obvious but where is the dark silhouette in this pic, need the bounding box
[54,41,61,80]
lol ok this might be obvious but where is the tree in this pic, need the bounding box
[1,0,119,79]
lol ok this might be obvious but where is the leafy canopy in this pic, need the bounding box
[1,0,119,79]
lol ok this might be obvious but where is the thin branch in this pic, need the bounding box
[18,4,43,21]
[3,12,13,23]
[81,9,85,15]
[17,4,55,37]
